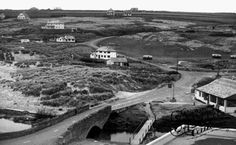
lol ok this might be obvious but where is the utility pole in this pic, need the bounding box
[169,82,176,102]
[176,51,179,73]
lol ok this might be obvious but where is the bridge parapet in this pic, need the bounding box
[57,105,111,145]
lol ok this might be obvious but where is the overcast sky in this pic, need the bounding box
[1,0,235,13]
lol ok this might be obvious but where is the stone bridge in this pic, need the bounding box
[56,105,111,145]
[0,105,112,145]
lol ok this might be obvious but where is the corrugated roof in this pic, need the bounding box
[97,46,116,52]
[197,78,236,99]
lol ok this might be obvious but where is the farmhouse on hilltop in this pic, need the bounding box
[90,46,117,60]
[17,12,30,20]
[0,13,5,20]
[195,78,236,113]
[106,8,116,16]
[56,35,75,43]
[41,20,65,29]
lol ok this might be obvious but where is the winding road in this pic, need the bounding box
[0,37,215,145]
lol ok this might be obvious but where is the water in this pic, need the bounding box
[96,131,136,143]
[0,118,32,133]
[110,132,135,143]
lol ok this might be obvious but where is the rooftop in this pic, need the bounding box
[197,78,236,99]
[97,46,116,52]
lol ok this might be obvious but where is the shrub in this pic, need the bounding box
[35,107,56,119]
[192,77,216,88]
[41,82,67,95]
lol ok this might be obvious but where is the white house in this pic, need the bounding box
[41,20,65,29]
[56,35,75,43]
[17,12,30,20]
[195,78,236,113]
[106,8,115,16]
[20,39,30,43]
[90,46,117,60]
[106,57,128,66]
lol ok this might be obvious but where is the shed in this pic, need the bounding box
[106,57,128,66]
[195,78,236,113]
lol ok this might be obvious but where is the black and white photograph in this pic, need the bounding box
[0,0,236,145]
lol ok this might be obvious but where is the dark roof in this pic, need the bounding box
[197,78,236,99]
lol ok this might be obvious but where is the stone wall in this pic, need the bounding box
[0,105,89,140]
[57,105,112,145]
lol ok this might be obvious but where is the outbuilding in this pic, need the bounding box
[17,12,30,20]
[195,78,236,113]
[143,55,152,60]
[106,57,128,66]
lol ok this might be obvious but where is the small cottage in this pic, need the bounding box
[195,78,236,113]
[106,8,115,16]
[0,13,5,20]
[20,39,30,43]
[143,55,152,60]
[17,12,30,20]
[230,55,236,59]
[56,35,75,43]
[106,57,128,66]
[90,46,117,60]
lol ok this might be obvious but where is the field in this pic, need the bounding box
[0,10,236,113]
[99,27,236,67]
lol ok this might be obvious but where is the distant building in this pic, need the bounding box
[195,78,236,113]
[143,55,153,60]
[212,54,222,59]
[90,46,117,60]
[41,20,65,29]
[20,39,30,43]
[230,55,236,59]
[123,10,132,17]
[32,38,43,43]
[17,12,30,20]
[0,13,5,20]
[56,35,75,43]
[130,8,138,12]
[106,57,128,66]
[106,8,115,16]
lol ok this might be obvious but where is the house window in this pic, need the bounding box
[104,55,106,58]
[227,100,236,107]
[202,92,208,100]
[218,98,224,106]
[210,95,216,103]
[108,52,110,54]
[108,56,110,58]
[100,51,102,53]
